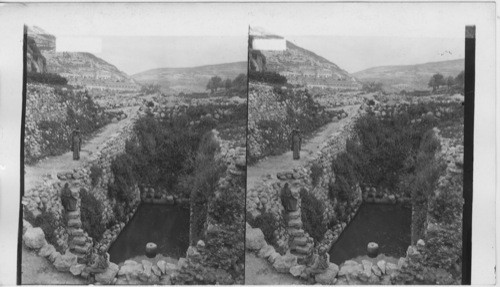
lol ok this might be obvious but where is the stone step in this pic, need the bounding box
[292,243,313,255]
[292,236,308,246]
[68,219,82,228]
[288,219,303,229]
[71,236,87,246]
[288,211,301,220]
[70,243,92,255]
[288,228,305,237]
[68,228,84,237]
[67,211,80,220]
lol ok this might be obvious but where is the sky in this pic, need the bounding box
[19,2,482,76]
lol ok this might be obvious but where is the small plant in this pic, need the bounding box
[24,208,60,249]
[80,188,106,241]
[310,162,323,186]
[300,188,326,243]
[247,210,278,245]
[89,165,102,187]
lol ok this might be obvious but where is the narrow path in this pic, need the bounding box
[245,252,303,285]
[24,105,140,191]
[21,246,86,284]
[247,104,360,191]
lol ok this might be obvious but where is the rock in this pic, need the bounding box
[417,239,425,248]
[70,264,86,276]
[38,243,56,257]
[246,227,266,251]
[406,245,421,260]
[48,250,61,263]
[54,250,78,272]
[372,264,382,277]
[268,251,280,264]
[23,227,46,249]
[385,262,398,275]
[315,263,339,284]
[273,252,298,273]
[152,265,162,277]
[289,265,306,277]
[157,260,166,274]
[361,260,373,277]
[377,260,386,274]
[367,242,379,257]
[196,240,205,249]
[398,257,407,269]
[118,260,143,280]
[95,263,119,284]
[258,244,275,259]
[142,260,153,277]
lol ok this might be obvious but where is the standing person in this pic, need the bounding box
[291,128,302,160]
[71,128,82,160]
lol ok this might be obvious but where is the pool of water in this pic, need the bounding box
[108,203,190,264]
[329,203,411,265]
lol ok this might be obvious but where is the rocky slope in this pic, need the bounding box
[251,37,360,89]
[353,59,464,92]
[132,62,247,94]
[27,25,138,91]
[26,36,47,73]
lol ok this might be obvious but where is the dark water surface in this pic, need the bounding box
[108,203,190,264]
[329,203,411,265]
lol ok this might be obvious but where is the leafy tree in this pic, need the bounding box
[454,71,464,88]
[207,76,223,93]
[428,73,446,92]
[224,78,232,90]
[361,81,383,93]
[446,76,455,89]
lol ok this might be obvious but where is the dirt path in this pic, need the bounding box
[21,246,86,284]
[245,252,304,285]
[24,105,140,191]
[247,104,360,191]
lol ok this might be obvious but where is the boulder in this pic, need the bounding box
[152,265,162,277]
[23,227,46,249]
[118,260,143,281]
[397,257,407,269]
[54,250,78,272]
[385,262,398,275]
[407,245,421,260]
[417,239,426,248]
[371,264,382,277]
[289,264,305,277]
[377,260,386,274]
[95,262,119,284]
[157,260,167,274]
[258,244,275,259]
[268,250,280,264]
[246,227,266,251]
[142,260,153,277]
[361,260,373,278]
[70,264,86,276]
[38,243,56,258]
[315,263,339,284]
[273,252,298,273]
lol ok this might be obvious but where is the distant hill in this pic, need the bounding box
[353,59,464,92]
[249,29,361,90]
[131,62,247,94]
[27,25,139,92]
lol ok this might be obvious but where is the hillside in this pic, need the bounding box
[353,59,464,92]
[250,36,361,89]
[27,25,139,92]
[132,62,247,94]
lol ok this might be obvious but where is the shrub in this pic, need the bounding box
[247,211,278,244]
[300,188,326,243]
[24,208,60,249]
[249,70,287,85]
[310,162,323,186]
[27,72,68,85]
[89,165,102,187]
[80,188,106,241]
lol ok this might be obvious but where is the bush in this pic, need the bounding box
[24,208,60,249]
[249,70,287,85]
[300,188,326,243]
[27,72,68,85]
[89,165,102,187]
[310,162,323,186]
[80,188,106,241]
[247,211,278,244]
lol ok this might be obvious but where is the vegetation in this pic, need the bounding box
[80,188,106,241]
[27,72,68,85]
[207,76,223,93]
[140,83,162,94]
[89,165,102,187]
[24,208,61,251]
[361,81,384,93]
[428,71,464,94]
[248,70,287,85]
[310,162,323,186]
[300,188,326,243]
[247,211,278,245]
[206,73,247,97]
